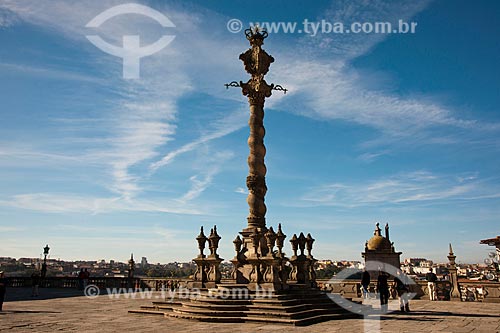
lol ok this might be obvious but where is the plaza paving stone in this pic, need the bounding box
[1,288,499,332]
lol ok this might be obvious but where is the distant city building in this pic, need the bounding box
[141,257,148,268]
[404,258,427,266]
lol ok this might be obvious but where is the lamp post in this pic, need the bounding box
[41,244,50,279]
[128,253,135,289]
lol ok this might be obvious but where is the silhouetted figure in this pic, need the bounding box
[0,271,7,311]
[41,263,47,279]
[361,270,371,299]
[31,271,41,297]
[78,268,85,290]
[377,272,390,313]
[83,268,90,289]
[393,271,410,312]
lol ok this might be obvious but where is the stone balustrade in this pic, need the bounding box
[458,280,500,303]
[5,276,190,291]
[8,275,500,303]
[316,278,500,302]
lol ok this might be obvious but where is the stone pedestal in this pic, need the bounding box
[448,244,462,301]
[288,255,312,284]
[205,256,223,288]
[191,257,208,289]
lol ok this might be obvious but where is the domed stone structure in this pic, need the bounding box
[362,223,402,279]
[367,233,392,251]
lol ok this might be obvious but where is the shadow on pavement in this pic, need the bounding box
[0,310,62,314]
[4,287,86,302]
[378,309,500,321]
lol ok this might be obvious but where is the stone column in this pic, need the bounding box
[224,28,287,289]
[239,29,274,233]
[447,243,461,301]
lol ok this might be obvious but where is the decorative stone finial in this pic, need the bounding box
[208,225,221,256]
[245,26,268,42]
[374,223,381,236]
[250,230,261,257]
[265,227,277,256]
[196,226,208,257]
[290,234,298,257]
[275,223,286,256]
[447,243,457,268]
[305,233,315,258]
[298,232,307,256]
[233,235,243,254]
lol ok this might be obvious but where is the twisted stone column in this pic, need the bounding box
[239,30,274,229]
[246,97,267,228]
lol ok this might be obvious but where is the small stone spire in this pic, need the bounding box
[374,223,381,236]
[385,223,390,241]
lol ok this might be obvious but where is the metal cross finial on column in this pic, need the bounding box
[225,27,286,230]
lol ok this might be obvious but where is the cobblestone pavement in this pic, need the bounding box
[1,288,499,332]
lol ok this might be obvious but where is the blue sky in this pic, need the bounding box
[0,0,499,264]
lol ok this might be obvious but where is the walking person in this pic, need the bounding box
[361,269,371,299]
[393,270,410,312]
[426,268,438,301]
[77,268,85,290]
[31,271,40,297]
[0,271,7,311]
[377,271,390,313]
[83,268,90,289]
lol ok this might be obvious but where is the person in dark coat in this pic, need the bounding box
[393,270,410,312]
[31,271,41,297]
[377,271,390,313]
[77,268,85,290]
[361,269,371,299]
[426,269,438,301]
[0,271,7,311]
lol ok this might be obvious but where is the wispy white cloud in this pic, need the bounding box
[181,150,234,202]
[299,0,431,61]
[0,193,203,215]
[0,63,104,82]
[0,0,243,209]
[273,60,476,136]
[0,7,18,27]
[0,226,25,232]
[234,187,246,194]
[299,171,500,208]
[150,108,246,172]
[269,0,499,151]
[357,150,391,163]
[56,223,186,239]
[2,0,498,219]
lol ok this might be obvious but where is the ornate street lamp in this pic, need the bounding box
[41,244,50,278]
